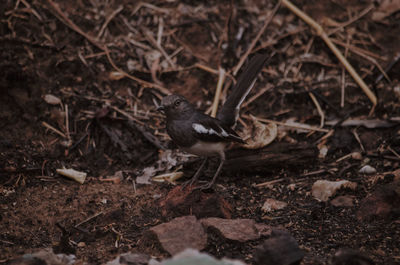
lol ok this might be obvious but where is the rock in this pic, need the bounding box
[261,198,288,212]
[106,252,149,265]
[159,186,232,218]
[359,165,377,175]
[160,248,246,265]
[253,229,304,265]
[8,249,75,265]
[331,195,355,207]
[312,180,357,202]
[331,249,375,265]
[357,181,400,221]
[200,217,271,242]
[146,216,207,255]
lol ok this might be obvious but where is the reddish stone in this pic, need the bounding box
[146,216,207,255]
[200,217,272,242]
[357,181,400,221]
[159,186,232,219]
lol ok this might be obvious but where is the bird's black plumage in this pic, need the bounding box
[158,53,270,189]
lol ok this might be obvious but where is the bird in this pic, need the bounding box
[157,53,271,189]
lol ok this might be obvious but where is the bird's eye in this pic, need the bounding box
[174,100,181,107]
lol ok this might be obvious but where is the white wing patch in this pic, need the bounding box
[192,123,229,137]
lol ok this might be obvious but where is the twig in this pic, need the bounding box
[255,178,284,188]
[341,34,350,107]
[233,1,280,76]
[97,5,124,39]
[131,2,170,15]
[75,211,104,227]
[21,0,42,21]
[211,67,226,117]
[308,92,325,128]
[388,146,400,160]
[300,169,328,177]
[108,105,145,126]
[242,114,330,133]
[282,0,377,109]
[327,5,374,36]
[157,17,164,46]
[331,38,390,82]
[104,47,171,95]
[45,0,170,95]
[242,83,273,108]
[42,121,67,138]
[330,38,386,61]
[65,104,70,140]
[143,28,175,68]
[352,128,365,152]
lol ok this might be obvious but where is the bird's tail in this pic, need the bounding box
[217,53,272,128]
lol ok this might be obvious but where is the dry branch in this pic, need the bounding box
[281,0,377,109]
[45,0,170,95]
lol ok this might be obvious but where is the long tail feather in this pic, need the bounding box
[217,53,272,127]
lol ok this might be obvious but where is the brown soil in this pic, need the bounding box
[1,0,400,264]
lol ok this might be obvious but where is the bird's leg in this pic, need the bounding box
[181,157,207,189]
[198,153,225,190]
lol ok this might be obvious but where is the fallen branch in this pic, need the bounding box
[281,0,377,110]
[233,1,280,76]
[45,0,170,95]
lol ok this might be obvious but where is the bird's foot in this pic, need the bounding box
[193,181,215,191]
[180,178,196,190]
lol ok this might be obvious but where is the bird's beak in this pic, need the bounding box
[157,105,165,112]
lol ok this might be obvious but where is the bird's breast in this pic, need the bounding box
[181,141,227,157]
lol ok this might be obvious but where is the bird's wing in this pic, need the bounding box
[191,116,245,144]
[217,53,273,128]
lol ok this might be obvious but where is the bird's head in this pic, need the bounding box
[157,94,194,120]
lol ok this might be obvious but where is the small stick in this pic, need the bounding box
[327,5,374,36]
[352,128,365,152]
[388,146,400,160]
[65,104,70,140]
[42,121,67,138]
[330,38,386,61]
[45,0,170,95]
[331,38,390,82]
[97,5,124,39]
[144,28,175,68]
[300,169,327,177]
[341,34,350,108]
[157,17,164,46]
[194,63,235,83]
[211,67,226,117]
[242,83,273,108]
[75,211,103,227]
[308,92,325,128]
[255,178,284,188]
[104,47,171,95]
[242,114,330,133]
[233,1,280,76]
[109,105,145,125]
[21,0,43,21]
[282,0,377,108]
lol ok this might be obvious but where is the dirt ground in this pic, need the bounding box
[1,0,400,264]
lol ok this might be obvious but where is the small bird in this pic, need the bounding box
[158,53,270,189]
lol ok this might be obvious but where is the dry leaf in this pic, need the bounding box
[136,166,156,184]
[372,0,400,21]
[312,180,357,202]
[108,71,125,80]
[152,172,184,183]
[359,165,377,175]
[43,94,61,105]
[243,118,277,149]
[56,168,87,184]
[261,198,288,212]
